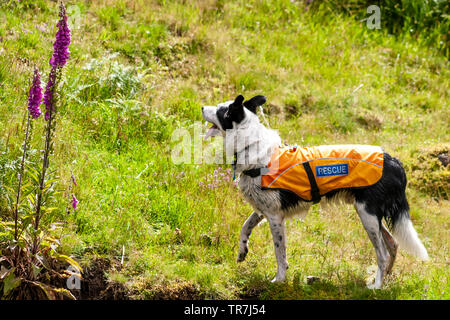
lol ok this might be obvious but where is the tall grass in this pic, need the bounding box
[0,0,448,299]
[312,0,449,56]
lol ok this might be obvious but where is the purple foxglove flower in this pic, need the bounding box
[43,67,57,121]
[72,194,79,210]
[50,3,71,68]
[28,68,42,119]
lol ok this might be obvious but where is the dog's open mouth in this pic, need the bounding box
[204,123,219,140]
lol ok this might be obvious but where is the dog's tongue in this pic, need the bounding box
[204,124,218,140]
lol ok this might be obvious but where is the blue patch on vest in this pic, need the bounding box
[315,163,349,177]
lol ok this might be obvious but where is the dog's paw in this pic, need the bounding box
[236,251,247,262]
[236,245,248,262]
[271,276,287,283]
[366,282,382,290]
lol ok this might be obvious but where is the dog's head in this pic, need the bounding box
[202,95,267,140]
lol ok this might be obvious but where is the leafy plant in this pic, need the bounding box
[0,2,81,300]
[0,221,81,299]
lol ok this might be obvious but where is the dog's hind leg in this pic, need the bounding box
[237,212,264,262]
[355,202,390,289]
[380,223,398,275]
[267,214,288,282]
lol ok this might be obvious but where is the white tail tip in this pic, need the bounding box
[393,215,429,261]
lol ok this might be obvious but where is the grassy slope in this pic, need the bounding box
[0,0,448,299]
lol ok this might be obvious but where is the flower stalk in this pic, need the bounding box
[34,68,60,238]
[60,172,77,241]
[33,2,70,251]
[14,114,31,241]
[14,67,42,240]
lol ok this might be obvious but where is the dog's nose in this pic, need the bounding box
[202,107,204,112]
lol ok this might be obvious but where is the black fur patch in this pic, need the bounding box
[228,95,245,123]
[244,95,266,114]
[216,106,233,130]
[278,188,302,211]
[216,95,246,130]
[352,153,409,229]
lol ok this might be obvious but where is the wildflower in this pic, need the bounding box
[72,194,78,210]
[32,1,73,252]
[43,2,71,121]
[28,68,42,119]
[49,3,71,68]
[35,23,48,34]
[43,67,57,121]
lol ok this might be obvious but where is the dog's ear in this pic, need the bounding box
[244,95,266,114]
[233,95,245,107]
[228,95,245,123]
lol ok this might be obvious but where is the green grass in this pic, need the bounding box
[0,0,449,299]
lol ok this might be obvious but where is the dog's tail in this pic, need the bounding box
[386,156,429,261]
[392,212,429,261]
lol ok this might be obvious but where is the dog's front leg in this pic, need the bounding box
[237,211,264,262]
[268,215,288,282]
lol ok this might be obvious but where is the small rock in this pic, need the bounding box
[306,276,320,285]
[437,154,449,167]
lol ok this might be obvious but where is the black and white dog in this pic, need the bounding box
[201,95,429,289]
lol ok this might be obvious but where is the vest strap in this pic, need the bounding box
[242,168,261,177]
[302,162,321,204]
[242,167,270,178]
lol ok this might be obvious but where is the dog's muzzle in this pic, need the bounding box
[202,106,221,140]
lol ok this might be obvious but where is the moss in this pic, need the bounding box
[407,143,450,200]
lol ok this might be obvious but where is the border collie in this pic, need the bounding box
[201,95,429,289]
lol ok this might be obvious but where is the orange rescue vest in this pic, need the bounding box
[260,145,384,202]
